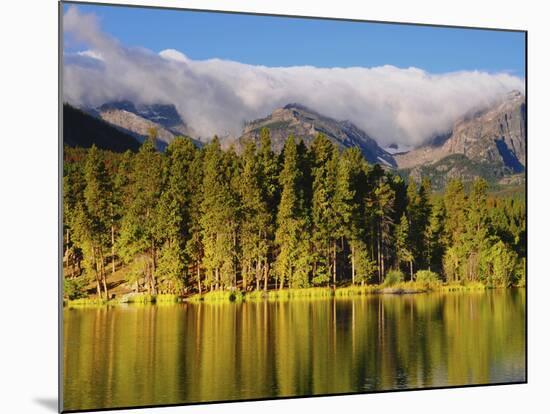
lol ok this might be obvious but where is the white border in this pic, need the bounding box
[1,1,548,413]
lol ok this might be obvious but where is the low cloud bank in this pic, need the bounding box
[63,6,524,146]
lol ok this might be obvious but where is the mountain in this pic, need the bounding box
[398,154,525,191]
[238,103,396,167]
[98,101,192,135]
[66,90,525,187]
[384,143,413,155]
[395,91,525,174]
[87,100,197,150]
[63,104,141,152]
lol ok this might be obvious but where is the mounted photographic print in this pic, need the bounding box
[60,1,527,412]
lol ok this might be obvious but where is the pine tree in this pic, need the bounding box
[310,134,339,286]
[275,136,310,288]
[443,179,467,246]
[395,213,414,280]
[239,138,271,291]
[353,240,377,286]
[184,150,205,293]
[155,137,197,293]
[372,177,395,283]
[258,128,280,213]
[426,198,446,273]
[335,147,366,284]
[405,177,431,273]
[63,161,85,279]
[200,138,239,290]
[62,132,527,296]
[82,145,112,298]
[117,138,164,294]
[461,178,493,282]
[363,164,385,283]
[257,128,280,290]
[483,240,518,287]
[417,178,432,268]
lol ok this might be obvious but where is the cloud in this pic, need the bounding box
[77,50,104,61]
[63,6,525,146]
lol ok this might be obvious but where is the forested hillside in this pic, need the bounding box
[63,104,141,152]
[63,128,526,300]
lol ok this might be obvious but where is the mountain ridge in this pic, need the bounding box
[67,91,525,186]
[237,103,396,167]
[83,101,198,151]
[395,91,525,172]
[63,104,142,152]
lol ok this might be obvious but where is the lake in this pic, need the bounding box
[63,289,525,411]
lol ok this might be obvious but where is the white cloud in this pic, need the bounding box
[63,6,525,146]
[159,49,190,63]
[76,50,104,61]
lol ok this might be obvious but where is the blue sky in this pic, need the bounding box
[64,2,525,78]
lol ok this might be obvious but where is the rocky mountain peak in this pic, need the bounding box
[88,100,196,150]
[241,103,396,167]
[394,90,526,185]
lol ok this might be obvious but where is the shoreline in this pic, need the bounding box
[65,282,522,308]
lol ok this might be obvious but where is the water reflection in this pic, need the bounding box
[63,289,525,411]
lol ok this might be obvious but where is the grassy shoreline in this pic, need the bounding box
[65,281,512,307]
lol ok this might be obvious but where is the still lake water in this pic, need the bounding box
[63,289,525,411]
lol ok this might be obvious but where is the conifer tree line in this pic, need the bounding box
[63,128,526,299]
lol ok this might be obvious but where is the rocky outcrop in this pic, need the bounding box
[98,101,193,136]
[238,103,396,167]
[99,109,177,146]
[83,101,199,150]
[395,91,525,172]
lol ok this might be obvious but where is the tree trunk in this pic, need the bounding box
[146,262,151,294]
[197,263,202,295]
[351,243,355,286]
[332,240,337,287]
[150,240,157,295]
[381,246,385,283]
[410,260,414,281]
[340,236,344,282]
[101,257,108,299]
[313,259,317,285]
[92,247,101,297]
[65,229,70,257]
[377,224,382,284]
[243,261,248,291]
[256,260,261,291]
[233,229,238,289]
[263,260,269,292]
[111,225,116,274]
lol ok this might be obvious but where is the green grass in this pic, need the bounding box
[244,290,268,300]
[334,285,379,297]
[188,290,244,303]
[65,280,497,307]
[266,287,333,300]
[438,281,486,292]
[155,294,181,304]
[67,292,181,307]
[124,293,155,304]
[67,297,108,307]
